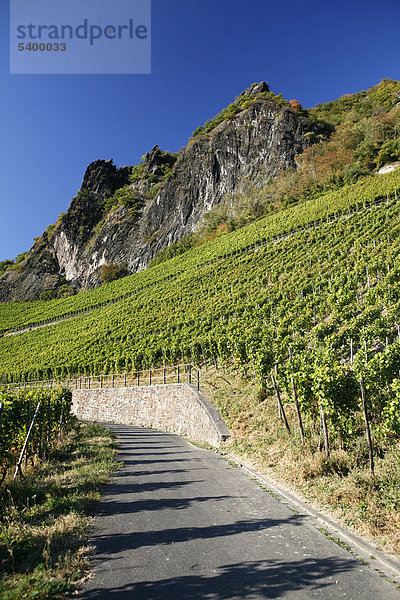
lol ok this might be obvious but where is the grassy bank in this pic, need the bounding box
[0,423,117,600]
[202,367,400,558]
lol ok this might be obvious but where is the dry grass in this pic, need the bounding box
[0,423,117,600]
[202,366,400,557]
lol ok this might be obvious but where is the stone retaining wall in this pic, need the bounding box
[72,383,230,447]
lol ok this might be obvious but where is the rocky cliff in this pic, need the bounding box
[0,83,327,301]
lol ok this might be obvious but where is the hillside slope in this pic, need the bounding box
[1,170,400,431]
[2,169,400,552]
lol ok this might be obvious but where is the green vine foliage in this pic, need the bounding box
[1,171,400,446]
[0,388,74,479]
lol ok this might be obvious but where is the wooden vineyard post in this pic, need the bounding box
[58,399,64,440]
[251,361,257,383]
[271,373,290,433]
[200,342,207,367]
[290,376,304,443]
[14,401,41,479]
[360,376,374,476]
[275,365,282,420]
[37,402,43,458]
[46,397,51,448]
[319,405,330,459]
[212,347,217,368]
[318,411,322,452]
[288,347,303,441]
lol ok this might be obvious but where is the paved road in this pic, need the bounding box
[80,424,399,599]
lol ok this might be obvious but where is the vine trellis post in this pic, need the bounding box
[271,373,290,434]
[359,376,374,477]
[13,401,41,479]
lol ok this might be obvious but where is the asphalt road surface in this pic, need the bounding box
[79,424,399,599]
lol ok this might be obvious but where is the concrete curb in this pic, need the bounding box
[225,455,400,587]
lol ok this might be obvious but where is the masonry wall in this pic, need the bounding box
[72,383,230,447]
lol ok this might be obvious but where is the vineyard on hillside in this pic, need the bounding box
[1,170,400,453]
[0,170,398,335]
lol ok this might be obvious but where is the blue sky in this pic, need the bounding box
[1,0,399,261]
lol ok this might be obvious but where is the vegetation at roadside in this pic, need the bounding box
[0,388,75,482]
[202,366,400,556]
[0,422,117,600]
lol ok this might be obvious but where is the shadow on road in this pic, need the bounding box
[88,515,305,554]
[95,494,236,515]
[81,556,357,599]
[122,467,208,477]
[80,425,371,600]
[96,478,206,497]
[118,456,199,466]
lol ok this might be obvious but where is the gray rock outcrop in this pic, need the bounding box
[0,85,327,301]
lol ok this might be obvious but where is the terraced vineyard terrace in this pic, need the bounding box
[1,170,399,334]
[2,170,400,447]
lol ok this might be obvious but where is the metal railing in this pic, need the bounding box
[3,364,200,392]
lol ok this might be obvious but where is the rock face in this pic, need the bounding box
[0,85,326,301]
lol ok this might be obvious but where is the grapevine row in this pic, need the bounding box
[0,387,74,481]
[1,170,399,334]
[1,173,400,449]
